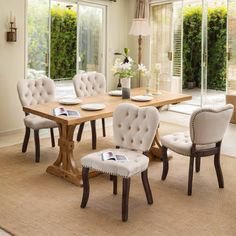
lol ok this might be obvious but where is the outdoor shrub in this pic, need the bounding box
[183,6,227,90]
[50,7,77,80]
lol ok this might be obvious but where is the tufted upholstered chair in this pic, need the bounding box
[161,104,234,196]
[80,103,160,222]
[17,77,57,162]
[73,72,106,150]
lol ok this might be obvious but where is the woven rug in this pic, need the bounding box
[0,122,235,236]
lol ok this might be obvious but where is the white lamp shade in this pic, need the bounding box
[129,18,151,36]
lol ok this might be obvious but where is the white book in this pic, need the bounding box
[101,151,128,161]
[53,107,80,117]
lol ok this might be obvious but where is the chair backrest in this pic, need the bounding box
[73,72,106,97]
[113,103,160,152]
[17,77,55,107]
[190,104,234,145]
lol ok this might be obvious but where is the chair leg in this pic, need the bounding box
[102,118,106,137]
[161,146,169,181]
[122,178,130,222]
[113,176,117,195]
[81,167,90,208]
[214,144,224,188]
[90,120,97,150]
[141,169,153,205]
[34,130,40,163]
[188,155,195,196]
[195,156,201,173]
[22,127,30,153]
[77,122,85,142]
[50,128,55,147]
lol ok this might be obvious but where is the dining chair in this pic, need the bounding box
[80,103,160,222]
[73,72,106,149]
[17,77,57,162]
[161,104,234,195]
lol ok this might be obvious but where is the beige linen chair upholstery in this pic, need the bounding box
[73,72,106,149]
[17,77,57,162]
[161,104,234,195]
[80,103,160,222]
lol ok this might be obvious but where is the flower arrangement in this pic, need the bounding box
[112,48,137,79]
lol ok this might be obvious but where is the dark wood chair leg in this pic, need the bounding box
[50,128,55,147]
[81,167,90,208]
[22,127,30,153]
[113,176,117,195]
[102,118,106,137]
[195,156,201,173]
[122,178,130,222]
[214,142,224,188]
[77,122,85,142]
[34,130,40,163]
[141,169,153,205]
[161,146,169,180]
[110,175,113,181]
[188,154,195,196]
[90,120,97,150]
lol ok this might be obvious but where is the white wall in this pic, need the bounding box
[0,0,25,133]
[0,0,132,133]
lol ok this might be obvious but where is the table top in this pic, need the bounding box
[23,88,192,126]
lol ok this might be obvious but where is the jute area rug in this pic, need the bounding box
[0,122,235,236]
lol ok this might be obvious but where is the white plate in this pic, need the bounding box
[108,90,122,96]
[131,95,154,102]
[81,103,106,111]
[58,97,82,105]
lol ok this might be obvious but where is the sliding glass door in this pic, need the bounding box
[78,3,105,74]
[227,0,236,95]
[27,0,106,81]
[150,1,183,93]
[27,0,50,79]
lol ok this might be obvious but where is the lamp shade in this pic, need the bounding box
[129,18,151,36]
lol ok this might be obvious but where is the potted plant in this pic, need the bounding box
[186,78,196,89]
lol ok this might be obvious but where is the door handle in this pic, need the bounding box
[168,51,172,61]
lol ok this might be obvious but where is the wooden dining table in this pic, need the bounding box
[23,88,192,186]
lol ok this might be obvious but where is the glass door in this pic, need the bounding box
[204,0,227,106]
[150,1,183,93]
[226,0,236,95]
[150,3,173,91]
[77,3,106,74]
[27,0,50,79]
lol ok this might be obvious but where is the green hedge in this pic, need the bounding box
[183,6,227,90]
[50,8,77,80]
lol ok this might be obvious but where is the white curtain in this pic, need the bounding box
[135,0,150,19]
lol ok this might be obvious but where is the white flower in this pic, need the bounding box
[138,64,147,73]
[154,63,161,73]
[78,56,81,62]
[128,57,134,63]
[121,62,132,70]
